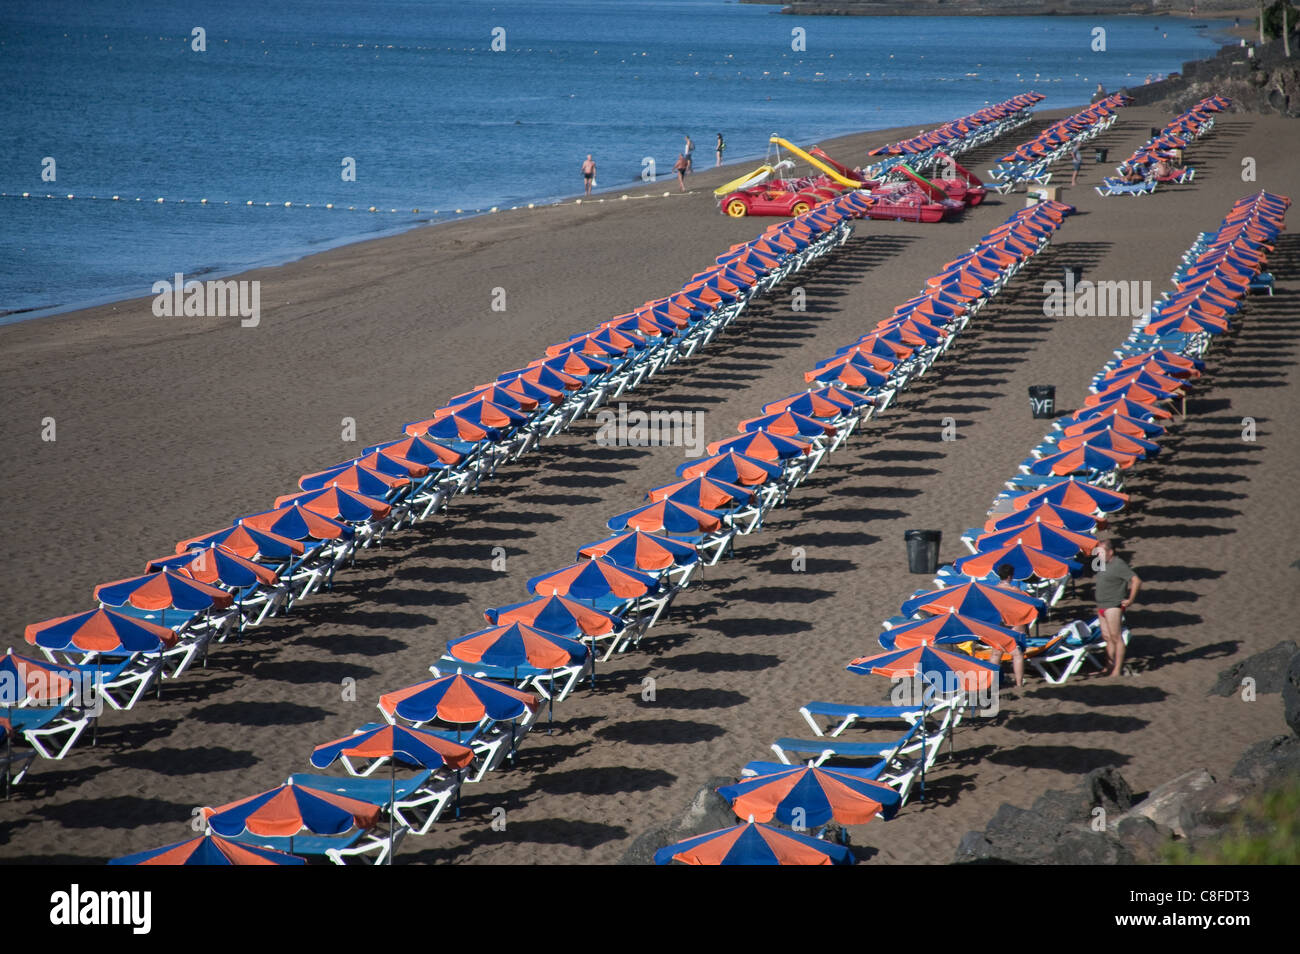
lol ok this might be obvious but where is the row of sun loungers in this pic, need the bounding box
[4,199,863,787]
[863,92,1043,182]
[667,190,1289,864]
[986,93,1131,193]
[714,202,1077,830]
[16,102,1051,799]
[106,192,1077,863]
[1096,95,1228,197]
[94,195,906,862]
[657,202,1087,862]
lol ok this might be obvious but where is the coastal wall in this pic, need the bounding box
[1123,37,1300,115]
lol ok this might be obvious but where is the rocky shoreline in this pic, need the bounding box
[1121,35,1300,116]
[956,643,1300,864]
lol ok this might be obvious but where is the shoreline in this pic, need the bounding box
[0,109,1061,329]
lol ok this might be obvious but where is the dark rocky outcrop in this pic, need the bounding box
[1283,651,1300,736]
[1231,733,1300,786]
[619,776,737,865]
[1127,37,1300,118]
[1209,639,1299,696]
[954,766,1134,864]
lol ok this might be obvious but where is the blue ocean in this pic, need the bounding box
[0,0,1226,319]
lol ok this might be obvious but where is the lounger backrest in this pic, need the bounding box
[1059,619,1095,647]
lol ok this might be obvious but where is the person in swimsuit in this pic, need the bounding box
[673,153,688,192]
[684,135,694,174]
[581,154,596,196]
[716,132,725,167]
[1093,539,1140,676]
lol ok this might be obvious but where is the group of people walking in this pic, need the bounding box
[582,133,726,196]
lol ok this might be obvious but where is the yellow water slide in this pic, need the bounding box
[768,135,865,189]
[712,164,776,198]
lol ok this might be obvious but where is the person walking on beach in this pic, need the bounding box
[581,154,596,196]
[673,152,688,192]
[683,135,695,173]
[994,563,1027,689]
[1093,539,1141,677]
[716,132,725,167]
[1070,144,1082,186]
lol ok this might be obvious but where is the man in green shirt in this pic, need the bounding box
[1093,539,1141,676]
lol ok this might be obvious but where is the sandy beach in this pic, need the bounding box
[2,105,1298,865]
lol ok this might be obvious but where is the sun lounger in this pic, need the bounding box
[289,771,457,837]
[8,704,97,761]
[430,657,588,705]
[1027,618,1129,684]
[767,724,930,804]
[224,828,402,865]
[798,702,927,738]
[1096,178,1156,197]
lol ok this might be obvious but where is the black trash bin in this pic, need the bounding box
[1029,384,1057,419]
[1094,148,1109,163]
[1151,127,1163,138]
[904,529,942,574]
[1063,265,1084,286]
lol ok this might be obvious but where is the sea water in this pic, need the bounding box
[0,0,1226,319]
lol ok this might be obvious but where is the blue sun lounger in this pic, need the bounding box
[768,726,927,804]
[7,704,97,760]
[289,771,458,836]
[797,703,927,739]
[224,828,400,865]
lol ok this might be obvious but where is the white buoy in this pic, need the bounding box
[326,203,333,209]
[284,201,292,207]
[67,194,74,199]
[156,197,164,202]
[22,192,29,198]
[247,200,253,205]
[368,206,376,212]
[201,198,207,204]
[112,195,119,200]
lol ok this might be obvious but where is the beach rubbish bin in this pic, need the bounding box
[905,530,942,574]
[1029,385,1057,419]
[1094,148,1109,163]
[1063,265,1084,286]
[1151,127,1163,138]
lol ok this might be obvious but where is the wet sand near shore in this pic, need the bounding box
[1,106,1297,864]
